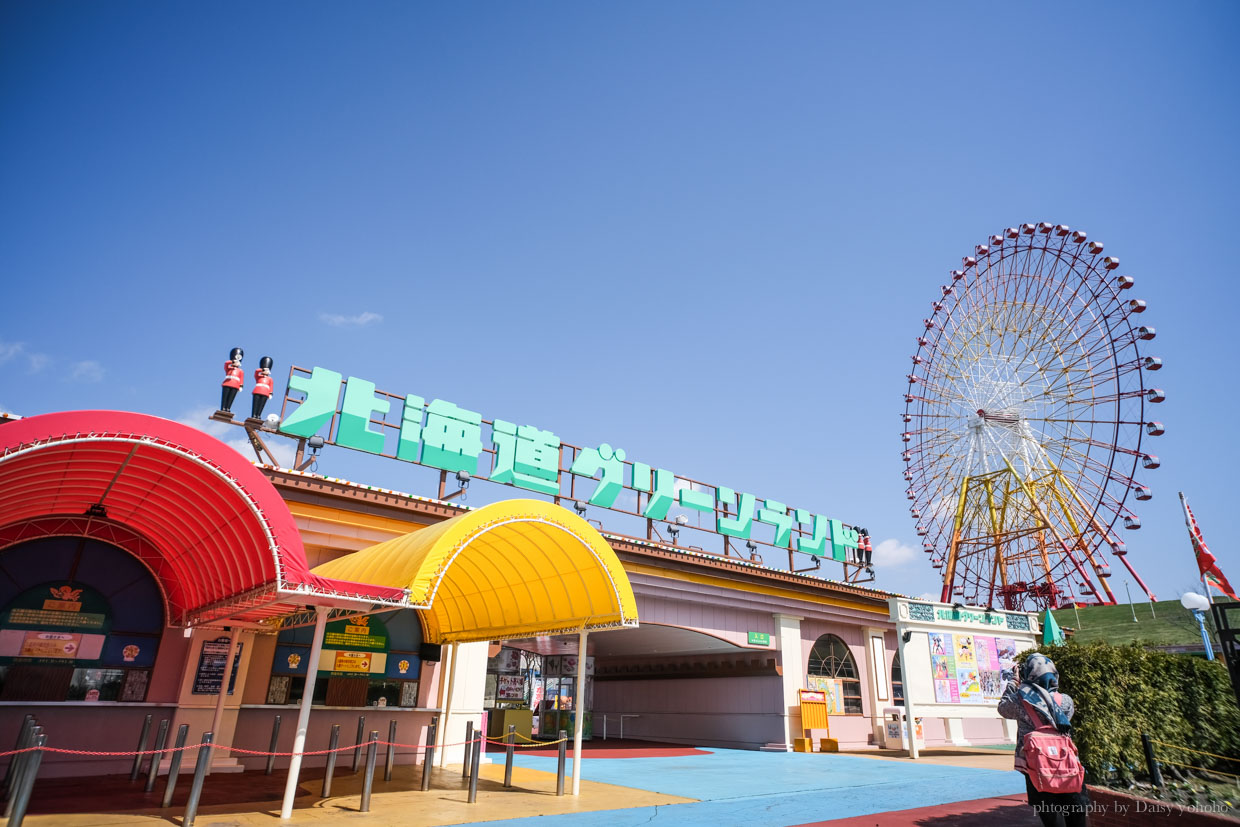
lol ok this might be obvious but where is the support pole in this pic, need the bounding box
[461,721,473,779]
[207,627,240,775]
[420,716,438,791]
[571,629,588,795]
[503,725,515,788]
[897,627,919,760]
[4,715,35,802]
[6,729,45,827]
[384,720,397,782]
[3,714,34,797]
[360,731,379,813]
[144,719,169,792]
[280,606,329,820]
[320,724,340,798]
[160,724,190,808]
[5,725,42,821]
[437,643,457,767]
[467,734,481,803]
[265,715,282,775]
[1142,732,1165,788]
[556,730,567,796]
[352,716,366,772]
[129,714,152,781]
[183,732,214,827]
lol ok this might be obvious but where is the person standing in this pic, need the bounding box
[998,653,1090,827]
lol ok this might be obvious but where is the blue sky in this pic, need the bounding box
[2,2,1237,605]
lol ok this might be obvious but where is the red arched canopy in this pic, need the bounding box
[0,410,404,626]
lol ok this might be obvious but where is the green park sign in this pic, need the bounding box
[279,365,861,560]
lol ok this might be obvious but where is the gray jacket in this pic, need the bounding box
[997,680,1075,773]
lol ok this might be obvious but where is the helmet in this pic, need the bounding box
[259,356,273,370]
[1021,653,1058,690]
[229,347,244,360]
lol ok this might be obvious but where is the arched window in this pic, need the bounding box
[807,634,863,715]
[892,652,904,707]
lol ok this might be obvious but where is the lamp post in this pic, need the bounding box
[1180,592,1215,661]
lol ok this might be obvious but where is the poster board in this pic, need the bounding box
[806,675,846,714]
[889,598,1039,720]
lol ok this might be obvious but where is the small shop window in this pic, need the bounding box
[892,652,904,707]
[267,609,422,707]
[0,538,164,702]
[807,634,864,715]
[267,671,420,708]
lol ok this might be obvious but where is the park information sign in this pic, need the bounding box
[276,364,867,569]
[889,597,1040,747]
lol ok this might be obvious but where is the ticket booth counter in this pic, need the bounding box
[485,645,594,741]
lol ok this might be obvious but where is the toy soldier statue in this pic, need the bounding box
[251,356,275,418]
[219,347,244,415]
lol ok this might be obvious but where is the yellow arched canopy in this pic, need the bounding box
[311,499,639,644]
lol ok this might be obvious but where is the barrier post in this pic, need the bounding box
[182,731,213,827]
[384,719,396,782]
[130,714,152,781]
[556,730,567,796]
[4,719,36,814]
[1141,732,1165,788]
[7,729,45,827]
[360,731,379,813]
[265,715,282,775]
[144,719,170,792]
[2,714,34,798]
[352,715,366,772]
[161,724,190,808]
[321,724,341,798]
[420,716,438,792]
[467,732,481,803]
[504,725,515,788]
[462,721,473,778]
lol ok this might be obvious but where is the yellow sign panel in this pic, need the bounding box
[20,632,82,659]
[333,651,373,673]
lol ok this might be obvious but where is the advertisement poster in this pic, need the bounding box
[192,637,244,695]
[928,633,958,703]
[928,632,1010,705]
[955,635,976,667]
[497,674,526,701]
[806,675,845,713]
[956,667,984,703]
[974,636,1004,699]
[996,637,1018,683]
[494,647,522,674]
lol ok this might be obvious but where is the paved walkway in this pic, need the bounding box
[15,744,1028,826]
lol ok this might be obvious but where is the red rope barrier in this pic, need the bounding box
[0,736,515,760]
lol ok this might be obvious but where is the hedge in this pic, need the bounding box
[1020,641,1240,783]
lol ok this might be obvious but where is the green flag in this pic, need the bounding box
[1043,610,1065,645]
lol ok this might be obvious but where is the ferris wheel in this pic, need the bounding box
[901,223,1163,611]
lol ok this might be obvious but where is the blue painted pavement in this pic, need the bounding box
[475,749,1025,826]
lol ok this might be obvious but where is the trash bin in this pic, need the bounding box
[881,707,924,750]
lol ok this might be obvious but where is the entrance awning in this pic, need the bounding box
[312,498,639,643]
[0,410,406,626]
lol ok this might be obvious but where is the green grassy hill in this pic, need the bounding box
[1048,599,1218,649]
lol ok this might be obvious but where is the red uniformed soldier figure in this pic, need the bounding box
[251,356,275,418]
[219,347,244,414]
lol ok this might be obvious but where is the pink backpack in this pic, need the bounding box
[1021,688,1085,794]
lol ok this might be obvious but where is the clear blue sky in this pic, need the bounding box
[2,2,1237,605]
